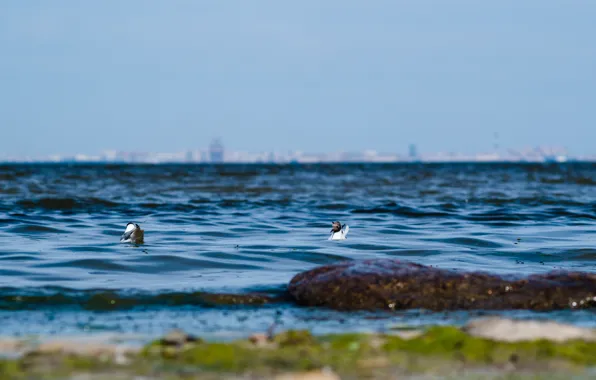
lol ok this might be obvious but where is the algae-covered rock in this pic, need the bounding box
[288,259,596,311]
[195,291,282,307]
[0,290,282,311]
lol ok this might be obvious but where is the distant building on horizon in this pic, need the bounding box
[209,139,224,163]
[409,144,418,160]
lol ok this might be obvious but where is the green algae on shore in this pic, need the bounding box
[3,326,596,379]
[145,327,596,370]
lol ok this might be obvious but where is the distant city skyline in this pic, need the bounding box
[1,138,589,164]
[1,1,595,156]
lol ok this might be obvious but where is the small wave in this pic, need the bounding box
[316,203,350,211]
[8,224,68,234]
[57,245,115,253]
[17,197,120,211]
[201,251,276,263]
[568,249,596,260]
[538,176,596,185]
[425,237,503,249]
[0,254,39,261]
[463,207,595,222]
[143,255,264,271]
[469,197,591,207]
[0,287,288,311]
[352,206,451,218]
[33,258,132,272]
[376,227,423,236]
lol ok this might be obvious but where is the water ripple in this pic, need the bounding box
[0,162,593,307]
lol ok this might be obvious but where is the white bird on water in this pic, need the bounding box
[329,221,349,240]
[120,222,144,244]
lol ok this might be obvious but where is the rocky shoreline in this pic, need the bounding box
[2,317,596,379]
[3,259,596,379]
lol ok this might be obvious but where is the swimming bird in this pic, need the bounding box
[120,222,144,244]
[329,221,349,240]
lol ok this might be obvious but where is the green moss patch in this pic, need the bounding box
[140,327,596,375]
[382,326,596,365]
[3,327,596,379]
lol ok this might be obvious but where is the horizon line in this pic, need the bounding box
[1,160,593,165]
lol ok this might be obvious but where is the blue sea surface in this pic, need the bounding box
[0,163,594,339]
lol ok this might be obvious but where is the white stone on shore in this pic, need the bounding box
[463,317,596,343]
[275,368,340,380]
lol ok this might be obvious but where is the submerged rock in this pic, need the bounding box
[288,259,596,311]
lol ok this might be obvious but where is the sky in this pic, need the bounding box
[0,1,595,157]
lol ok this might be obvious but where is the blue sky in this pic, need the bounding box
[0,1,594,157]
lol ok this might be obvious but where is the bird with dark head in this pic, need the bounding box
[329,221,349,240]
[331,221,342,233]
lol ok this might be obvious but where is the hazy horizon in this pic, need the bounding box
[1,1,595,157]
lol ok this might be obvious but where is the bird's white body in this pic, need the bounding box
[329,225,349,240]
